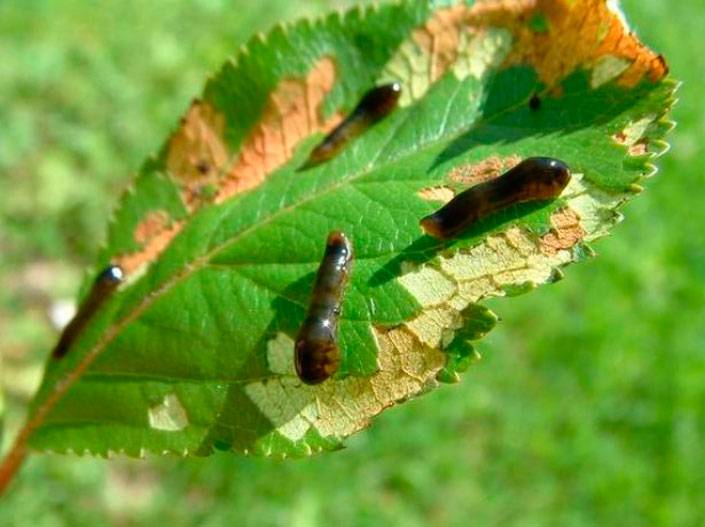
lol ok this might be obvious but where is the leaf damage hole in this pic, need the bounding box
[539,207,586,255]
[412,4,472,83]
[613,116,656,156]
[267,332,296,375]
[27,0,675,459]
[614,132,649,156]
[448,155,522,185]
[379,4,513,104]
[148,393,189,432]
[417,186,455,203]
[590,54,631,88]
[628,139,648,156]
[245,325,445,442]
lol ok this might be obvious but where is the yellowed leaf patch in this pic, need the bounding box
[613,115,658,156]
[412,5,473,84]
[380,5,513,105]
[416,186,456,202]
[383,0,668,104]
[245,327,445,449]
[243,170,624,446]
[115,1,668,279]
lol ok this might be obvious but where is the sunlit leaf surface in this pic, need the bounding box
[29,0,675,459]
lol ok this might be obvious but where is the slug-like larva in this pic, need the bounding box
[301,82,401,169]
[52,264,124,359]
[420,157,571,240]
[294,231,353,384]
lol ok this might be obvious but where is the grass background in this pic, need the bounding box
[0,0,702,525]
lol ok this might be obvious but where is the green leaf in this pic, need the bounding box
[26,0,675,459]
[0,384,4,449]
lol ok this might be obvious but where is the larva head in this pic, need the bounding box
[294,337,341,385]
[357,82,402,122]
[326,231,354,268]
[96,264,124,285]
[519,157,572,199]
[419,214,450,240]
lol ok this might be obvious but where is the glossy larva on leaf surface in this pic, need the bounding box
[294,231,353,384]
[421,157,572,240]
[301,82,402,169]
[52,265,124,359]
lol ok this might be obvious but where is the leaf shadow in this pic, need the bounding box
[368,200,551,287]
[429,67,654,175]
[196,67,662,455]
[368,68,659,288]
[195,273,314,456]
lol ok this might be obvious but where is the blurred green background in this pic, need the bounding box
[0,0,702,525]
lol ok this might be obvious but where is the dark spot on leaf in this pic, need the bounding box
[656,54,670,77]
[196,160,210,175]
[213,439,231,452]
[529,93,542,111]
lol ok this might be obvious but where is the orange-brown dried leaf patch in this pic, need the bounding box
[116,212,184,275]
[540,207,585,255]
[467,0,668,87]
[166,100,229,211]
[614,131,649,156]
[449,155,522,185]
[412,4,471,83]
[134,210,172,245]
[216,57,340,203]
[613,130,627,143]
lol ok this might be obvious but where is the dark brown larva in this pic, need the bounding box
[420,157,571,240]
[301,82,402,169]
[294,231,353,384]
[52,264,124,359]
